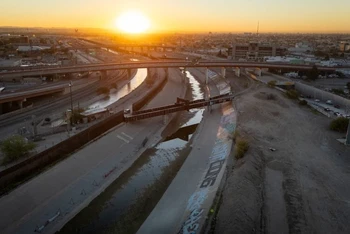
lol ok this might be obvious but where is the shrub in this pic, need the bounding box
[267,94,276,100]
[235,138,249,159]
[267,80,277,88]
[110,83,118,89]
[330,117,349,133]
[299,100,308,106]
[332,89,345,95]
[233,130,239,141]
[1,135,36,165]
[97,87,110,95]
[286,89,299,99]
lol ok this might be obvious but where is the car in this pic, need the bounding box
[124,109,131,114]
[324,108,331,112]
[334,104,340,108]
[334,112,341,117]
[326,100,333,105]
[314,99,320,102]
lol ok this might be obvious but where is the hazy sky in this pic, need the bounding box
[1,0,350,33]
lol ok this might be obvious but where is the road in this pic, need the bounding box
[0,67,186,234]
[1,61,347,79]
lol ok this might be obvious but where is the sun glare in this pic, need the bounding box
[116,11,150,34]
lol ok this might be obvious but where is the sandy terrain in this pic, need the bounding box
[215,81,350,234]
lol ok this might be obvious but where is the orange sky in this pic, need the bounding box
[1,0,350,33]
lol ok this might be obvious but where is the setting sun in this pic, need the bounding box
[116,10,150,34]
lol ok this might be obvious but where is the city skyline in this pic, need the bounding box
[1,0,350,33]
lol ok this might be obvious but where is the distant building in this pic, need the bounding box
[339,42,350,52]
[288,42,313,54]
[0,34,29,45]
[228,42,286,61]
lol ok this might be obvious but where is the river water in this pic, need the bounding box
[88,68,147,110]
[58,70,205,234]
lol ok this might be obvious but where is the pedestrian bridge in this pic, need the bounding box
[125,93,234,122]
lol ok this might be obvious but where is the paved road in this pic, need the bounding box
[0,68,185,234]
[1,61,346,79]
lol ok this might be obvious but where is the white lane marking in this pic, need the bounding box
[116,135,130,143]
[121,132,133,140]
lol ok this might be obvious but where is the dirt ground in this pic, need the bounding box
[215,79,350,234]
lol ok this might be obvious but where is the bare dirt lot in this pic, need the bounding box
[215,83,350,234]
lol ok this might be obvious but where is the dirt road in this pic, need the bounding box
[215,83,350,234]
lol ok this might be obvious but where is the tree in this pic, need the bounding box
[325,55,330,61]
[217,50,222,57]
[267,80,277,88]
[330,117,349,133]
[307,65,319,80]
[1,135,36,165]
[346,82,350,90]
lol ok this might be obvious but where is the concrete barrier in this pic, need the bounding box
[295,82,350,111]
[132,75,167,111]
[0,70,170,193]
[0,111,124,192]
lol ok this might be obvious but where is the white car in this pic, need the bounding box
[314,99,320,102]
[124,109,131,114]
[326,100,333,105]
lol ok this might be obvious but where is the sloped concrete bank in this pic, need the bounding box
[0,71,167,194]
[137,69,237,234]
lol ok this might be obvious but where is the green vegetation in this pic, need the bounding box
[267,93,276,100]
[97,87,110,95]
[314,50,328,57]
[332,88,345,95]
[110,83,118,89]
[267,80,277,88]
[330,117,349,133]
[299,100,308,106]
[286,89,299,99]
[1,135,36,165]
[72,108,84,124]
[307,65,319,80]
[235,137,249,159]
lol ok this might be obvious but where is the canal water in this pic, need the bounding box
[58,70,205,234]
[88,68,147,110]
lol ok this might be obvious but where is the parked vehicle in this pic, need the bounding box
[326,100,333,105]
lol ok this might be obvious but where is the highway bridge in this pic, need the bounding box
[78,38,176,51]
[0,60,348,107]
[0,84,66,105]
[1,60,348,79]
[125,93,234,122]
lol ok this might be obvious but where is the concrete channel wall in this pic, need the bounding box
[0,73,168,192]
[295,82,350,111]
[137,71,236,234]
[0,111,124,191]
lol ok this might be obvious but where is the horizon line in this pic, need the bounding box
[1,26,350,35]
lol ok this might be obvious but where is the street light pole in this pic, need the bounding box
[69,81,74,126]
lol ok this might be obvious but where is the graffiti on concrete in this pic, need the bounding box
[200,159,225,188]
[178,208,204,234]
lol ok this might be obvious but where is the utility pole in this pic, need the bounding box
[346,121,350,145]
[69,81,74,126]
